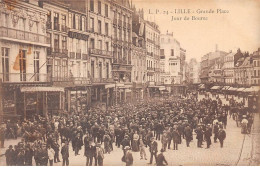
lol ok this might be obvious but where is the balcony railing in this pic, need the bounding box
[70,52,75,59]
[89,48,112,57]
[0,73,48,83]
[61,25,68,32]
[147,52,154,57]
[147,67,155,71]
[76,52,81,59]
[92,78,114,83]
[54,23,60,31]
[0,26,50,44]
[51,48,68,58]
[46,21,52,29]
[73,77,91,85]
[113,19,117,25]
[82,53,88,60]
[88,28,94,33]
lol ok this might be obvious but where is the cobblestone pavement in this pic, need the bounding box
[0,94,257,166]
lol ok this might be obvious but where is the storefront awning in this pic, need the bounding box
[228,87,238,91]
[222,86,230,90]
[21,87,64,92]
[211,86,220,90]
[159,86,166,90]
[244,86,260,93]
[199,84,205,89]
[237,88,246,92]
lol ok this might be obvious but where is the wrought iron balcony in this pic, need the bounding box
[70,52,76,59]
[82,53,88,60]
[0,26,50,45]
[46,21,52,29]
[92,78,114,84]
[76,52,81,59]
[89,48,112,58]
[61,25,68,32]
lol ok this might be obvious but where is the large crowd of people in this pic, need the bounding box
[0,91,255,166]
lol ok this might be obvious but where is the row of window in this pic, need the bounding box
[169,63,178,66]
[253,60,260,67]
[90,0,109,17]
[160,49,174,56]
[1,48,40,81]
[2,13,42,34]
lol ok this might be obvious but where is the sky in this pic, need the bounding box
[132,0,260,62]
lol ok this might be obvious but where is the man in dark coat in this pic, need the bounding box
[0,124,6,148]
[204,125,212,149]
[74,133,83,156]
[155,121,163,141]
[156,149,168,166]
[86,142,97,166]
[148,137,158,164]
[184,125,193,147]
[124,146,133,166]
[52,140,61,163]
[16,145,25,166]
[24,144,34,166]
[38,144,48,166]
[166,127,172,149]
[218,127,226,148]
[213,122,219,143]
[5,145,14,166]
[196,125,203,148]
[172,128,180,150]
[61,142,69,166]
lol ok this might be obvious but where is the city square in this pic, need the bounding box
[0,0,260,166]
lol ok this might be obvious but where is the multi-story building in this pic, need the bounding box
[160,32,186,93]
[251,48,260,86]
[222,51,235,84]
[234,55,253,86]
[41,0,70,115]
[188,58,200,84]
[200,45,227,83]
[180,47,186,82]
[131,8,146,100]
[84,0,114,106]
[110,0,132,103]
[0,0,59,120]
[145,21,160,86]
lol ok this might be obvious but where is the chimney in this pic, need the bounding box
[215,44,218,52]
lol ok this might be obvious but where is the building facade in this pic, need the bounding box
[222,51,235,84]
[145,21,160,83]
[131,8,146,100]
[200,46,227,83]
[0,0,57,120]
[110,0,133,103]
[252,48,260,86]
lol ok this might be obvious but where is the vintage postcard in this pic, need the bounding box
[0,0,259,166]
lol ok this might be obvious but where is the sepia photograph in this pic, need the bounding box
[0,0,259,166]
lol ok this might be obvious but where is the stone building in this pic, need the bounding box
[0,0,58,120]
[131,7,146,100]
[110,0,133,103]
